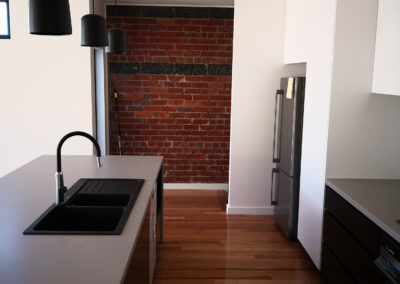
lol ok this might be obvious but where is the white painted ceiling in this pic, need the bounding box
[104,0,234,8]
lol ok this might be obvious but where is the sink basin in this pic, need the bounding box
[71,194,130,207]
[24,178,144,235]
[33,206,124,233]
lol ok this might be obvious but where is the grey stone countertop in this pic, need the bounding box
[326,178,400,243]
[0,155,163,284]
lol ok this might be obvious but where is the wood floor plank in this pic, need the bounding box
[152,190,323,284]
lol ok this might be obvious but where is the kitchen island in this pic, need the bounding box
[0,155,163,284]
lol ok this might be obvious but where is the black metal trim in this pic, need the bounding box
[0,0,11,39]
[106,5,233,20]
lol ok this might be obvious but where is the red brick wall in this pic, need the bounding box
[107,6,233,183]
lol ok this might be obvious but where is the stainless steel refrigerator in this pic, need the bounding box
[271,77,305,241]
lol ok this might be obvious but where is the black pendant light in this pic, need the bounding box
[106,29,127,54]
[81,0,108,47]
[106,0,127,54]
[29,0,72,35]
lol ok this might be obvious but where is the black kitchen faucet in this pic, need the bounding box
[55,131,102,204]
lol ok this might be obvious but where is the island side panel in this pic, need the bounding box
[157,164,164,243]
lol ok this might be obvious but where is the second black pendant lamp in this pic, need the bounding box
[106,0,127,54]
[81,0,108,47]
[29,0,72,35]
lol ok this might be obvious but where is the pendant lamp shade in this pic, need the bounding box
[106,29,127,54]
[81,14,109,47]
[29,0,72,35]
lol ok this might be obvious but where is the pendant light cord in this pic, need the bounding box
[114,0,117,17]
[92,0,94,14]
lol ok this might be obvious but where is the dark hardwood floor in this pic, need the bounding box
[153,190,324,284]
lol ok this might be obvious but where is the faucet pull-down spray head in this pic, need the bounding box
[97,156,102,168]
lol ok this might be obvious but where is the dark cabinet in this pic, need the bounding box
[321,244,354,284]
[325,187,380,257]
[322,186,391,284]
[125,199,151,284]
[124,167,163,284]
[324,212,377,283]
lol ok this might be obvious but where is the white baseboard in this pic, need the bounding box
[226,204,274,215]
[163,183,228,191]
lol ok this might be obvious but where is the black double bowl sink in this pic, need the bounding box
[24,179,144,235]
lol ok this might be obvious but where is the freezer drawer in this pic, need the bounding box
[271,168,299,241]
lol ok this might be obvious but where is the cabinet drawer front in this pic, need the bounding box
[325,186,380,257]
[323,213,377,284]
[321,244,355,284]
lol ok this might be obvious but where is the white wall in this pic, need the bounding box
[284,0,337,268]
[283,1,309,64]
[372,0,400,95]
[327,0,400,178]
[228,0,286,214]
[0,0,94,177]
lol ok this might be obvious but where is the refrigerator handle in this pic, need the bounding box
[271,168,279,205]
[273,90,284,163]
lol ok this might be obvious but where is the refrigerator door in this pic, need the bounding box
[274,168,299,241]
[277,77,305,178]
[272,90,284,163]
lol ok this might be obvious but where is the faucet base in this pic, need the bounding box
[55,172,66,205]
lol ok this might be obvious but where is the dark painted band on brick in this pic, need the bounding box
[141,63,174,74]
[106,6,234,20]
[208,64,232,76]
[109,62,140,74]
[109,62,232,76]
[175,64,206,75]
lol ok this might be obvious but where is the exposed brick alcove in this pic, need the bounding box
[107,6,233,183]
